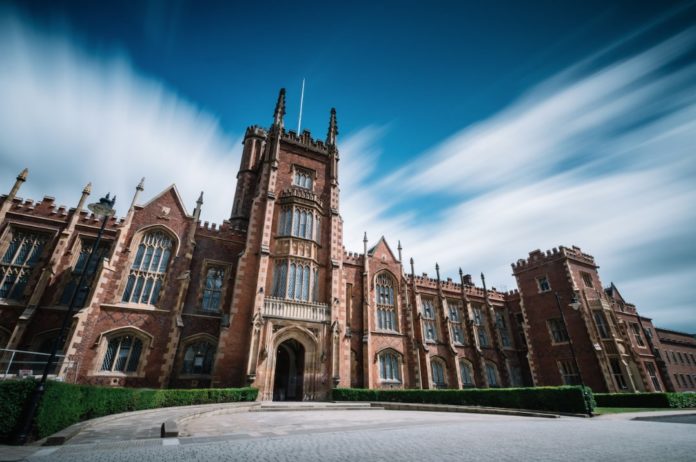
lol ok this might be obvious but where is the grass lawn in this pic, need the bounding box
[594,407,674,415]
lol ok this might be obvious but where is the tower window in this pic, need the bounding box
[293,168,314,190]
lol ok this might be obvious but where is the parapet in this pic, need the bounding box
[244,125,268,139]
[511,245,596,271]
[281,129,329,155]
[343,250,364,266]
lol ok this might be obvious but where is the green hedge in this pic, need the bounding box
[332,386,595,414]
[595,392,696,409]
[0,380,258,442]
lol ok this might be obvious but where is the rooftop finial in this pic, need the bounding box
[83,182,92,195]
[326,107,338,146]
[397,240,402,262]
[435,263,441,281]
[18,168,29,181]
[197,191,204,206]
[137,177,145,191]
[458,267,463,277]
[481,272,487,290]
[273,88,286,128]
[363,231,368,243]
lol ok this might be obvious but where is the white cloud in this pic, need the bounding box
[0,11,241,222]
[340,28,696,331]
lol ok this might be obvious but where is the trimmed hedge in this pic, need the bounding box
[0,380,258,442]
[332,386,595,414]
[595,392,696,409]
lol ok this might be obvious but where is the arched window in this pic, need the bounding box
[422,298,437,341]
[293,168,313,190]
[0,229,49,301]
[59,238,111,308]
[100,333,144,373]
[201,267,225,312]
[122,230,173,305]
[272,260,316,302]
[181,340,216,375]
[460,359,475,387]
[431,358,447,388]
[448,300,465,345]
[376,273,397,331]
[485,362,500,387]
[378,350,401,382]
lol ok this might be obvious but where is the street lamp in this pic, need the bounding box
[14,194,116,445]
[553,290,592,417]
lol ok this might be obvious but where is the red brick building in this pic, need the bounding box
[0,90,693,398]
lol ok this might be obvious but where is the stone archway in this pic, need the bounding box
[261,326,321,401]
[273,339,305,401]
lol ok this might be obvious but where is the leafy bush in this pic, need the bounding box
[0,380,258,442]
[0,379,36,441]
[595,392,696,409]
[332,386,594,414]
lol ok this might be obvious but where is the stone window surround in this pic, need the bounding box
[375,348,403,384]
[54,233,113,307]
[192,259,232,315]
[0,223,56,302]
[375,271,399,333]
[117,225,180,309]
[176,333,218,378]
[91,326,153,378]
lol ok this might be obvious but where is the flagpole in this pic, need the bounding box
[297,78,305,133]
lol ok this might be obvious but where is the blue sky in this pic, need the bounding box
[1,1,695,332]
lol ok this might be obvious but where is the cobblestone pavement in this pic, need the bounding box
[18,409,696,462]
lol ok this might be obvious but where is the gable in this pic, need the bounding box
[139,184,191,219]
[368,236,399,263]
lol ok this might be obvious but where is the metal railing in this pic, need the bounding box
[263,297,330,322]
[0,348,66,380]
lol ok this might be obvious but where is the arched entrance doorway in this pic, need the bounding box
[273,339,305,401]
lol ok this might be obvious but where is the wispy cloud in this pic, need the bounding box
[0,9,694,332]
[0,10,241,221]
[341,28,696,331]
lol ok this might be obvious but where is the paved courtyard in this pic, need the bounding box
[6,407,696,462]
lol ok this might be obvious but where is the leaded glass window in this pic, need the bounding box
[100,334,143,373]
[181,340,216,375]
[486,362,499,387]
[60,239,111,308]
[0,229,48,300]
[431,358,447,388]
[202,267,225,312]
[378,350,401,382]
[460,360,475,387]
[293,169,313,190]
[495,311,511,347]
[448,300,464,345]
[273,260,315,302]
[376,273,397,332]
[122,231,173,305]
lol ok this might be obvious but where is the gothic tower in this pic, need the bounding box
[213,89,345,400]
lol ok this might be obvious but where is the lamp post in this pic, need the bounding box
[553,290,592,417]
[14,194,116,445]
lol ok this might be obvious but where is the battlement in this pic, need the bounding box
[7,195,122,229]
[343,249,364,265]
[412,274,507,302]
[511,245,596,271]
[244,125,268,139]
[196,219,247,238]
[281,129,329,155]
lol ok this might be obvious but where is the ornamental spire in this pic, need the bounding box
[326,107,338,146]
[273,88,286,128]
